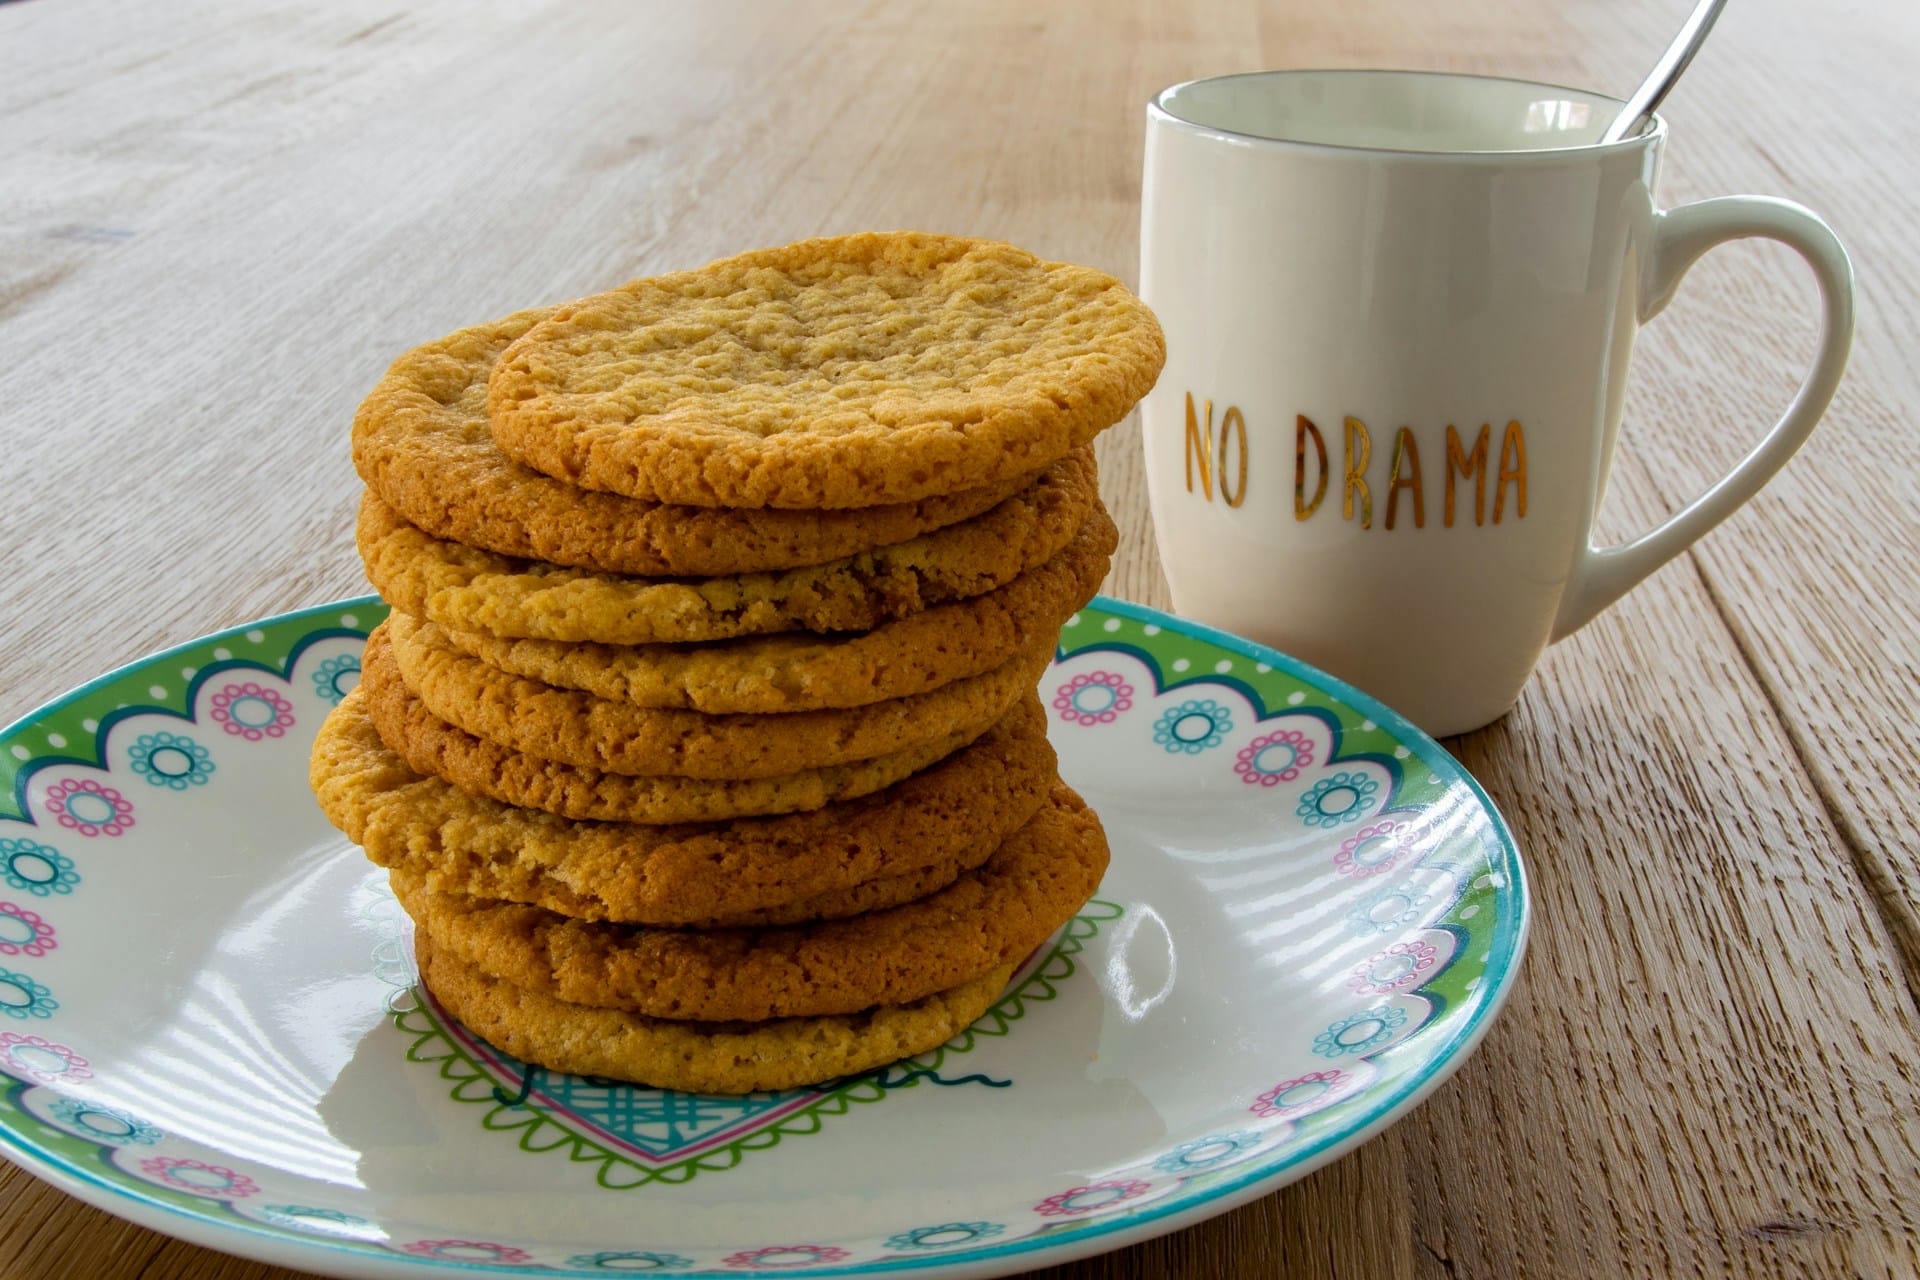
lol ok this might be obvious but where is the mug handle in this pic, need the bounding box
[1551,196,1855,641]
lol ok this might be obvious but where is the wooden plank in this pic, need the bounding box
[0,0,1914,1277]
[1581,0,1920,995]
[1422,447,1920,1278]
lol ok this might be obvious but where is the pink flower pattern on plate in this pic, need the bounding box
[44,779,133,838]
[400,1240,534,1265]
[0,1033,89,1084]
[1346,940,1441,995]
[0,903,54,958]
[138,1156,260,1199]
[1250,1069,1359,1119]
[1233,729,1315,786]
[1051,672,1134,726]
[1332,821,1419,878]
[210,682,295,742]
[1033,1178,1152,1216]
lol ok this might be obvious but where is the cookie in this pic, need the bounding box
[356,448,1099,645]
[385,611,1052,779]
[312,690,1055,926]
[360,627,1017,823]
[353,308,1028,576]
[427,504,1114,713]
[416,935,1015,1094]
[701,860,980,930]
[486,232,1164,509]
[395,782,1104,1022]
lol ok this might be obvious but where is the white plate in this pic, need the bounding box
[0,595,1525,1278]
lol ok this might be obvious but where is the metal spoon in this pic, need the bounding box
[1600,0,1730,142]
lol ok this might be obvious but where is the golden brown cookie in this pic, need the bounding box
[384,611,1052,779]
[311,690,1056,926]
[360,627,1013,823]
[427,504,1114,713]
[703,861,971,930]
[356,449,1099,645]
[416,935,1015,1094]
[486,232,1164,509]
[353,308,1028,575]
[395,783,1105,1022]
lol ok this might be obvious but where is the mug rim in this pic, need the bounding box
[1148,68,1668,160]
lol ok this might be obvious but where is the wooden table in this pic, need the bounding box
[1,1,1916,1276]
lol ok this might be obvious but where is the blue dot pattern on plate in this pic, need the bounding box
[1151,1131,1260,1173]
[1297,773,1381,827]
[1312,1007,1408,1058]
[47,1099,161,1146]
[563,1252,696,1271]
[884,1222,1006,1251]
[258,1205,373,1236]
[310,656,361,707]
[1346,883,1431,937]
[0,841,78,898]
[127,732,214,791]
[0,968,55,1020]
[1152,700,1233,754]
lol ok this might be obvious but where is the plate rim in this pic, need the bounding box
[0,593,1530,1280]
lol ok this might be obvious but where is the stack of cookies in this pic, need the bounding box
[310,233,1164,1094]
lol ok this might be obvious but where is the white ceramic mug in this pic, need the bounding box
[1139,70,1854,736]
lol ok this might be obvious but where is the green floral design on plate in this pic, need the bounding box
[1055,601,1510,1040]
[0,601,390,823]
[388,901,1124,1190]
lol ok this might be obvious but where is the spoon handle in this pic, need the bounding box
[1600,0,1731,143]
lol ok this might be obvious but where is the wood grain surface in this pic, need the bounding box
[1,1,1917,1277]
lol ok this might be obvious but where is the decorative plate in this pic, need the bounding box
[0,595,1525,1279]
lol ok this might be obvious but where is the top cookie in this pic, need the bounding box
[353,308,1026,576]
[487,232,1165,509]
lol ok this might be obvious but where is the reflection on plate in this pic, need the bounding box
[0,595,1524,1279]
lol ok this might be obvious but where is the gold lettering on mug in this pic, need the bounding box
[1343,416,1373,529]
[1184,393,1213,499]
[1444,424,1490,528]
[1295,415,1328,520]
[1494,420,1528,524]
[1219,406,1249,508]
[1386,427,1425,530]
[1171,399,1525,529]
